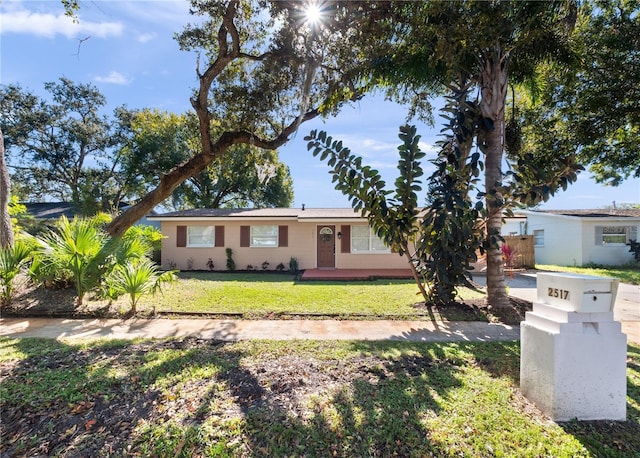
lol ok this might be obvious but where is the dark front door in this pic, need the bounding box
[317,225,335,268]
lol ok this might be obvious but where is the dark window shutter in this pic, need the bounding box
[215,226,225,247]
[240,226,250,247]
[177,226,187,247]
[340,225,351,253]
[278,225,288,247]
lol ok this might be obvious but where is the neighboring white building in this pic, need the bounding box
[522,209,640,266]
[502,213,528,236]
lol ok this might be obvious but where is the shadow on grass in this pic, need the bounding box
[0,338,462,457]
[3,338,637,456]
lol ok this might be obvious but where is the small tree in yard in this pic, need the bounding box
[307,124,430,300]
[417,83,488,305]
[307,85,488,305]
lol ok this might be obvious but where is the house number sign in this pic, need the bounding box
[548,288,570,300]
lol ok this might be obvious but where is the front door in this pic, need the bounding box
[317,225,335,268]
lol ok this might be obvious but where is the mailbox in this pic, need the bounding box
[536,272,619,313]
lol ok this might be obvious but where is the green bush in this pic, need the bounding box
[105,258,176,315]
[0,240,38,307]
[36,216,149,305]
[226,248,236,271]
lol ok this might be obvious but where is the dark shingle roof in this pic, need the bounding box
[24,202,78,219]
[533,209,640,218]
[151,208,364,219]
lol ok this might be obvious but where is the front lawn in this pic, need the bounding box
[122,272,485,319]
[537,263,640,285]
[1,337,638,457]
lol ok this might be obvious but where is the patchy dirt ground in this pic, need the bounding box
[2,338,637,457]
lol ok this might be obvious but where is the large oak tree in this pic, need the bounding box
[120,109,294,210]
[105,0,383,237]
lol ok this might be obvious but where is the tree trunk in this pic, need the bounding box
[479,49,510,310]
[106,139,228,238]
[0,129,14,249]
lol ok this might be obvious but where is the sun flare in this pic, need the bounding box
[305,3,323,24]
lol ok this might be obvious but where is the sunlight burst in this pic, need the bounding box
[305,3,323,25]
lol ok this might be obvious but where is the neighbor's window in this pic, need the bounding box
[533,229,544,247]
[351,225,389,253]
[598,226,631,245]
[251,225,278,247]
[187,226,215,247]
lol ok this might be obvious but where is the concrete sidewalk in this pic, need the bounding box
[0,317,519,342]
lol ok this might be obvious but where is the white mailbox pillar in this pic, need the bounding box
[520,273,627,421]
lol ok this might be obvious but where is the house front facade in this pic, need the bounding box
[148,208,410,271]
[523,209,640,266]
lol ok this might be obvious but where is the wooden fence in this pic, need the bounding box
[502,235,535,269]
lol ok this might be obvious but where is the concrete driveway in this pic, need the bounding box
[473,271,639,344]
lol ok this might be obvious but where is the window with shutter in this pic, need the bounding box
[186,226,216,247]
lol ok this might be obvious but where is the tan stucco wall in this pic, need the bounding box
[159,220,410,271]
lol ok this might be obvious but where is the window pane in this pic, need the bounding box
[533,230,544,247]
[352,237,369,252]
[251,225,278,247]
[602,226,628,245]
[352,226,369,237]
[371,236,388,251]
[188,226,215,246]
[350,225,389,253]
[351,225,369,252]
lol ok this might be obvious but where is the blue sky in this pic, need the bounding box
[2,0,638,210]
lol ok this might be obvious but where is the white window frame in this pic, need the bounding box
[350,225,390,254]
[533,229,544,247]
[250,225,278,248]
[187,226,216,247]
[599,226,631,246]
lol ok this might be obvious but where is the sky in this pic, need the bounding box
[2,0,639,211]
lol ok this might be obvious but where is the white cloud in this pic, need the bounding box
[137,32,157,43]
[95,71,131,85]
[0,7,123,39]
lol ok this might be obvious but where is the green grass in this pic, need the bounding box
[138,272,485,317]
[537,263,640,285]
[1,337,638,457]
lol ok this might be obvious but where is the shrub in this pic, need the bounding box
[0,240,37,307]
[37,216,149,305]
[225,248,236,271]
[207,258,215,270]
[106,258,177,315]
[276,262,285,271]
[289,257,299,272]
[261,260,270,270]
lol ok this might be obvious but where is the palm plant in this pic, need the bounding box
[106,258,176,315]
[37,216,149,306]
[0,239,37,307]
